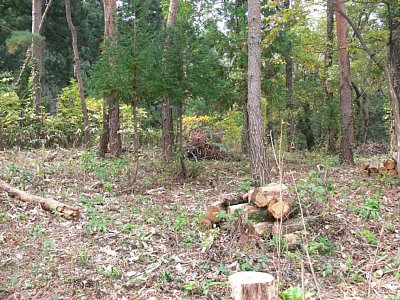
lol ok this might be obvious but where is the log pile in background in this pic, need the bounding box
[360,158,398,177]
[200,182,303,249]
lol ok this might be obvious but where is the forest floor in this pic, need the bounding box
[0,146,399,300]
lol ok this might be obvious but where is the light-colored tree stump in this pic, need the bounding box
[250,183,288,208]
[229,271,277,300]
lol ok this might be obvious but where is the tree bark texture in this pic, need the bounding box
[65,0,90,146]
[0,117,4,150]
[387,3,400,173]
[132,101,139,155]
[335,0,354,164]
[162,0,179,160]
[99,0,122,157]
[247,0,269,185]
[32,0,42,120]
[326,0,336,153]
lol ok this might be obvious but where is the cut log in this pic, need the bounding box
[250,183,288,208]
[252,222,273,237]
[283,232,302,251]
[206,201,227,223]
[219,192,248,206]
[368,159,379,174]
[361,169,370,177]
[267,199,291,219]
[384,159,396,170]
[378,159,388,174]
[360,162,370,171]
[228,203,249,215]
[388,169,398,177]
[272,216,316,236]
[0,179,79,220]
[244,206,272,223]
[229,271,277,300]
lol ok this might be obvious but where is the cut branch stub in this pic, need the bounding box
[0,179,79,220]
[229,271,277,300]
[250,182,289,208]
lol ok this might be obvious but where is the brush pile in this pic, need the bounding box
[200,182,309,250]
[185,127,226,159]
[360,158,398,177]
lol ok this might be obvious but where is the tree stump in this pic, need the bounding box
[229,271,277,300]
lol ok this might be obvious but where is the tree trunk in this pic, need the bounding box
[99,0,121,158]
[247,0,269,185]
[335,0,354,164]
[284,0,295,152]
[241,96,250,154]
[32,0,42,120]
[298,103,315,150]
[162,0,179,160]
[0,116,4,151]
[109,102,122,157]
[387,4,400,173]
[132,101,139,155]
[352,81,369,144]
[65,0,90,146]
[177,99,187,178]
[0,179,80,220]
[162,97,175,160]
[326,0,336,153]
[99,105,109,157]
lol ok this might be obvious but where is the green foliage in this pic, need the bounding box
[356,196,380,219]
[281,286,313,300]
[85,208,108,234]
[6,31,44,54]
[358,230,377,245]
[308,236,335,255]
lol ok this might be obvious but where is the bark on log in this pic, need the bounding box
[360,162,369,171]
[272,216,316,236]
[368,159,379,174]
[252,222,273,237]
[244,206,272,223]
[250,183,288,208]
[229,271,277,300]
[219,192,248,206]
[228,203,249,215]
[361,169,370,177]
[206,201,227,223]
[0,179,79,220]
[283,232,302,251]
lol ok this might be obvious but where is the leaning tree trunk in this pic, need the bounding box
[65,0,90,146]
[32,0,42,121]
[335,0,354,164]
[161,0,179,160]
[247,0,269,185]
[0,116,4,150]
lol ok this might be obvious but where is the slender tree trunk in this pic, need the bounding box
[17,0,53,86]
[0,116,4,151]
[247,0,269,185]
[132,101,139,155]
[162,0,179,160]
[351,81,369,144]
[177,99,187,178]
[326,0,336,153]
[32,0,42,120]
[241,96,250,154]
[335,0,354,164]
[65,0,90,146]
[99,0,121,157]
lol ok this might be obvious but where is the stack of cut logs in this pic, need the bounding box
[360,158,398,177]
[200,183,307,250]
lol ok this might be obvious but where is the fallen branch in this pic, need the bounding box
[0,179,79,220]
